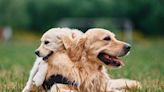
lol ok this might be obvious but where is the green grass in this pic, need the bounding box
[0,41,37,91]
[0,40,164,92]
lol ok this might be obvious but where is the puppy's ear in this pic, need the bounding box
[61,35,73,50]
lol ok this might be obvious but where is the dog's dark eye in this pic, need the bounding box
[44,41,50,45]
[103,36,111,41]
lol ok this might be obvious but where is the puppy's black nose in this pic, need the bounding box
[35,50,40,56]
[124,44,131,52]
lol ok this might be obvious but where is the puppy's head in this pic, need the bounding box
[35,28,83,61]
[85,28,131,68]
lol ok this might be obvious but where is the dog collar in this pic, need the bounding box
[42,74,79,90]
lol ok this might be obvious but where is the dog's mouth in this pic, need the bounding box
[97,52,124,67]
[43,51,54,61]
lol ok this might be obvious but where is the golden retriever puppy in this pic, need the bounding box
[42,36,87,92]
[22,28,83,92]
[44,28,141,92]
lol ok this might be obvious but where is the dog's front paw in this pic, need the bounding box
[126,80,142,89]
[134,80,142,89]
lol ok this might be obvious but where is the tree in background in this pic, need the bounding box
[0,0,30,28]
[0,0,163,35]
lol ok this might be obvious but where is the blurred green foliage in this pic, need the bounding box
[0,0,163,35]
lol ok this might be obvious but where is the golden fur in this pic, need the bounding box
[43,28,141,92]
[22,28,84,92]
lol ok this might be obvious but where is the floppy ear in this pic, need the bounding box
[68,35,87,61]
[75,35,87,48]
[61,33,86,50]
[61,35,73,50]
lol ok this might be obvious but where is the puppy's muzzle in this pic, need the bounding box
[35,50,53,61]
[43,51,53,61]
[35,50,40,57]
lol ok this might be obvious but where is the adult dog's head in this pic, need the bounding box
[35,28,83,61]
[84,28,131,68]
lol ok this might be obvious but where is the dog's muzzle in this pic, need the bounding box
[118,44,131,57]
[43,51,53,61]
[35,50,40,57]
[35,50,53,61]
[123,44,131,54]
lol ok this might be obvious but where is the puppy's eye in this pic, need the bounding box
[44,41,50,45]
[103,36,111,41]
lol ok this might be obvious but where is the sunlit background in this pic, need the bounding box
[0,0,163,91]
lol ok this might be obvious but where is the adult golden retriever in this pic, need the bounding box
[40,28,141,92]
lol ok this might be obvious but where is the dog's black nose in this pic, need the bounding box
[35,50,40,56]
[124,44,131,52]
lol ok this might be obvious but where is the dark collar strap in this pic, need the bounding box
[42,74,79,90]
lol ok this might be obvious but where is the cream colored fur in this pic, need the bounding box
[46,28,141,92]
[22,28,83,92]
[22,57,43,92]
[23,28,141,92]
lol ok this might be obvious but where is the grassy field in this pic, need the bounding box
[0,39,164,92]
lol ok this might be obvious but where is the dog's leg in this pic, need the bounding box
[33,60,48,86]
[108,79,141,90]
[22,57,43,92]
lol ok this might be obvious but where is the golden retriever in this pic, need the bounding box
[35,28,83,60]
[22,28,83,92]
[41,28,141,92]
